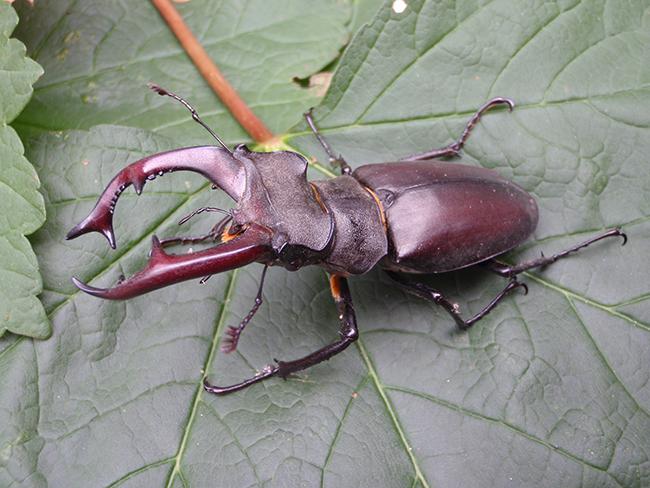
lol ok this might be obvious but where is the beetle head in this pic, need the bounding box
[67,144,333,299]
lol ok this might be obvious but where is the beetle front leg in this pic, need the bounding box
[304,108,352,175]
[203,274,358,395]
[157,213,232,249]
[386,271,527,330]
[221,265,268,353]
[400,97,515,162]
[157,228,220,249]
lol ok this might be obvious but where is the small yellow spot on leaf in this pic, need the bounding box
[81,94,97,104]
[63,31,80,44]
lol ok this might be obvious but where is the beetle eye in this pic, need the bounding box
[229,224,243,235]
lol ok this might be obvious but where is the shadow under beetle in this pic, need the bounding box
[67,85,626,394]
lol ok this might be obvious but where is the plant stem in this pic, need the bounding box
[151,0,274,143]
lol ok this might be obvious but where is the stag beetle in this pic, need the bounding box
[67,85,626,394]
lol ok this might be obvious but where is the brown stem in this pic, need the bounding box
[151,0,274,143]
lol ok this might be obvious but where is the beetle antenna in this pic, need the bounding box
[178,206,231,226]
[148,83,232,154]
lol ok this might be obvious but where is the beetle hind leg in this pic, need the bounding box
[485,227,627,277]
[203,274,358,395]
[386,271,527,330]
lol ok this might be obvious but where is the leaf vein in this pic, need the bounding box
[355,340,431,488]
[386,385,624,485]
[320,375,370,488]
[107,457,175,488]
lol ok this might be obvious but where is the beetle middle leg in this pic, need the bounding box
[400,97,515,162]
[304,108,352,175]
[203,274,358,394]
[386,271,527,330]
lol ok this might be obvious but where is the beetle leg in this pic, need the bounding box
[400,97,515,162]
[221,265,268,353]
[386,271,527,330]
[157,214,232,249]
[158,233,217,249]
[304,108,352,175]
[203,274,358,395]
[485,227,627,277]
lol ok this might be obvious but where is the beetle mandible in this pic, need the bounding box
[66,85,626,394]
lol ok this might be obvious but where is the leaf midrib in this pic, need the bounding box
[165,269,250,487]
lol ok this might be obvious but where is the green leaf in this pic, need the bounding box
[5,0,650,487]
[0,3,46,339]
[13,0,351,145]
